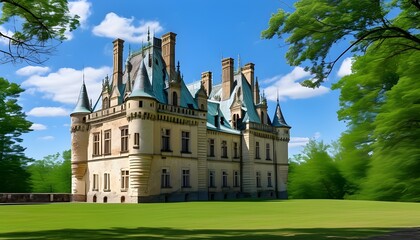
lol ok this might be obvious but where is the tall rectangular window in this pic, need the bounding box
[134,133,140,148]
[208,139,215,157]
[93,133,100,156]
[233,142,239,158]
[256,171,261,188]
[121,127,128,152]
[181,131,190,153]
[104,173,110,191]
[221,140,228,158]
[266,143,271,160]
[255,141,260,159]
[182,169,190,188]
[104,130,111,155]
[161,168,171,188]
[209,170,216,187]
[222,171,228,187]
[233,170,240,187]
[267,172,273,187]
[121,170,129,191]
[161,129,171,151]
[92,174,99,191]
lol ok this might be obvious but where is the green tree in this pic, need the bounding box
[262,0,420,87]
[358,50,420,201]
[288,140,346,199]
[29,150,71,193]
[0,0,80,64]
[0,77,33,192]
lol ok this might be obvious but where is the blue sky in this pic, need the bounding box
[0,0,350,160]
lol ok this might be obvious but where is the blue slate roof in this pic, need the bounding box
[72,82,91,115]
[272,100,291,128]
[130,60,156,99]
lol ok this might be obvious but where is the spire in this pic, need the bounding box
[272,100,290,128]
[129,60,155,99]
[147,26,150,42]
[71,81,91,115]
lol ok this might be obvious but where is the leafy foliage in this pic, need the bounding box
[0,0,80,64]
[288,140,346,199]
[28,150,71,193]
[262,0,420,87]
[0,77,33,192]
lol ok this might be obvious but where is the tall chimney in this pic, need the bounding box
[222,58,234,101]
[162,32,177,79]
[112,39,124,88]
[242,62,254,89]
[201,71,212,97]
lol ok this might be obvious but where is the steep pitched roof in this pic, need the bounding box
[71,81,91,115]
[129,60,156,99]
[272,100,291,128]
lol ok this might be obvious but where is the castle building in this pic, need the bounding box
[70,32,291,203]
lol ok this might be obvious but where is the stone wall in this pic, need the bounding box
[0,193,71,203]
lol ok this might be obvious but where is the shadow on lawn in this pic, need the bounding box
[0,227,407,240]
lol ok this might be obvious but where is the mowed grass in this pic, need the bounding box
[0,199,419,239]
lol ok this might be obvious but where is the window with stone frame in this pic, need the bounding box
[255,141,260,159]
[256,171,262,188]
[92,174,99,191]
[120,127,129,153]
[161,168,171,188]
[93,133,100,156]
[161,128,171,151]
[181,131,190,153]
[134,133,140,148]
[222,170,228,187]
[233,142,239,158]
[221,140,228,158]
[267,171,273,187]
[121,170,129,191]
[208,138,215,157]
[233,170,240,187]
[209,170,216,187]
[182,169,190,188]
[104,130,111,155]
[104,173,111,191]
[266,143,271,160]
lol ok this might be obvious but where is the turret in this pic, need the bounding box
[168,62,182,106]
[126,60,157,202]
[70,81,91,201]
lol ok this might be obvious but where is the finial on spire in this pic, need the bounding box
[177,61,180,72]
[276,88,279,103]
[128,44,132,56]
[237,54,241,71]
[147,26,150,42]
[82,65,85,84]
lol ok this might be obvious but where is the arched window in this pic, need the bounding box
[172,92,178,106]
[103,97,109,109]
[261,111,265,124]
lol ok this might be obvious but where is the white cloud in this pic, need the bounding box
[289,132,322,148]
[65,0,92,40]
[39,136,55,141]
[92,12,163,43]
[22,66,111,105]
[27,107,70,117]
[289,137,310,148]
[262,67,330,102]
[16,66,51,76]
[337,57,353,78]
[69,0,92,28]
[0,26,14,45]
[30,123,47,131]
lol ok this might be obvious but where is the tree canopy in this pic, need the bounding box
[0,77,33,192]
[262,0,420,87]
[0,0,80,64]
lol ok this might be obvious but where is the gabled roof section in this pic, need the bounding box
[272,100,291,128]
[71,81,91,115]
[207,100,240,134]
[129,60,156,99]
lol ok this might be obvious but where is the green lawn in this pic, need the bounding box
[0,200,419,239]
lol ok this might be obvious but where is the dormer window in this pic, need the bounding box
[172,92,178,106]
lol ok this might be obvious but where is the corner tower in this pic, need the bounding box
[70,81,91,202]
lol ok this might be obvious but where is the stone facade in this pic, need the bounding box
[70,32,291,203]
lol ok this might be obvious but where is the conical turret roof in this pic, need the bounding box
[71,81,91,115]
[272,99,290,128]
[130,60,156,99]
